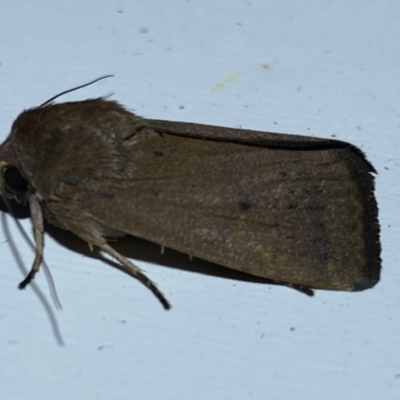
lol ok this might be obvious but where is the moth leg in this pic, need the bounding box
[95,240,171,310]
[45,201,171,310]
[279,282,314,296]
[19,195,44,289]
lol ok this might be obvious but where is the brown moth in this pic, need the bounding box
[0,80,381,310]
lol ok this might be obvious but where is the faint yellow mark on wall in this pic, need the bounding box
[211,73,242,94]
[140,27,149,34]
[261,63,270,70]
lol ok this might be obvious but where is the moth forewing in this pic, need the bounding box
[0,97,381,309]
[58,112,380,292]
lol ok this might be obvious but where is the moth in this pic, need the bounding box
[0,78,381,309]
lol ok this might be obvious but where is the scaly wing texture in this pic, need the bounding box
[59,125,379,291]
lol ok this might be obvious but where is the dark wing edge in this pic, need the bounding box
[147,118,377,173]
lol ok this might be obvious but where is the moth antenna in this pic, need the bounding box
[1,197,62,310]
[40,75,114,107]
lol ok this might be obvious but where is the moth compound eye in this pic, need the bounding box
[3,166,28,200]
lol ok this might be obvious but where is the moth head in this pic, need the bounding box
[0,161,29,204]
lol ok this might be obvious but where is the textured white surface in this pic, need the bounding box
[0,1,399,399]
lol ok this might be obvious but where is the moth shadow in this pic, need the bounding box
[0,200,64,346]
[0,197,31,218]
